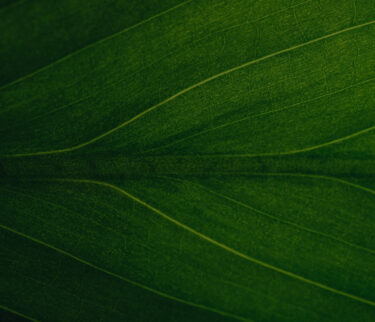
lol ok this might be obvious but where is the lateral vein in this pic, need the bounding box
[4,19,375,157]
[0,304,39,322]
[0,224,251,322]
[0,0,194,91]
[161,175,375,254]
[215,125,375,157]
[243,172,375,195]
[52,178,375,307]
[141,76,375,154]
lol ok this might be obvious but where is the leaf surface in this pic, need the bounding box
[1,0,375,321]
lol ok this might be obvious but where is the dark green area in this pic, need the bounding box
[0,0,375,321]
[0,0,185,85]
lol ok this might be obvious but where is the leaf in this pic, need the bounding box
[1,0,375,321]
[0,0,187,86]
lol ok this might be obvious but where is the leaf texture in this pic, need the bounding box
[0,0,375,321]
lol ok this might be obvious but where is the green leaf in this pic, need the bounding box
[1,0,375,321]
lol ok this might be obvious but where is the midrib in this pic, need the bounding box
[1,153,375,179]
